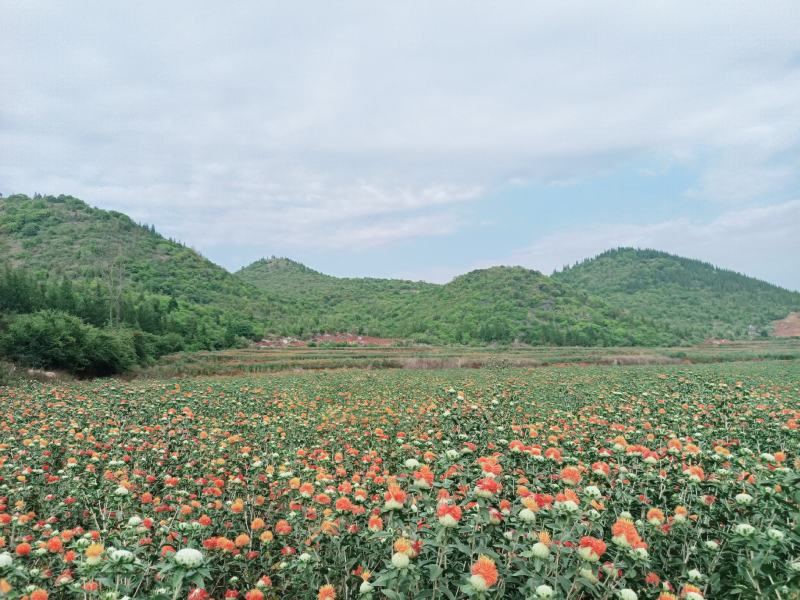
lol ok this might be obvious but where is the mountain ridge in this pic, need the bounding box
[2,193,798,351]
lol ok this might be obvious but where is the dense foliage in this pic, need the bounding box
[0,195,266,374]
[0,263,263,375]
[554,248,800,340]
[241,249,800,345]
[2,194,798,370]
[0,362,797,598]
[238,260,675,346]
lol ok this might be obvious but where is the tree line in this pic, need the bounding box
[0,265,260,376]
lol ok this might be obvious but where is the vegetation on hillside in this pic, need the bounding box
[239,259,677,345]
[0,194,264,374]
[2,194,797,376]
[554,248,800,340]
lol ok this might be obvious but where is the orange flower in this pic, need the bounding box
[245,590,264,600]
[16,542,32,556]
[577,536,606,562]
[368,515,384,531]
[275,520,292,535]
[680,584,704,598]
[260,530,274,543]
[318,583,336,600]
[684,465,705,482]
[85,543,104,560]
[469,555,499,591]
[413,465,435,488]
[393,537,414,557]
[30,590,49,600]
[559,466,582,486]
[383,485,406,509]
[475,477,502,497]
[334,497,354,512]
[611,518,646,549]
[646,508,665,525]
[436,503,462,527]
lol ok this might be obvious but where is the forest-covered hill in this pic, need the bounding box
[553,248,800,340]
[2,193,798,375]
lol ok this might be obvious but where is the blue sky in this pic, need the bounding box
[2,1,799,289]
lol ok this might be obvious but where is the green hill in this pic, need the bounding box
[553,248,800,341]
[0,194,265,373]
[3,194,797,377]
[0,193,261,309]
[238,259,674,345]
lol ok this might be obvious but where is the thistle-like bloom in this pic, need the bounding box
[559,466,582,486]
[174,548,204,568]
[469,555,499,591]
[577,536,607,562]
[437,503,462,527]
[475,477,502,498]
[384,485,407,510]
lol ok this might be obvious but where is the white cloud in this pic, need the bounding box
[1,1,800,251]
[502,200,800,290]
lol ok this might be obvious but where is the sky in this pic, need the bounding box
[2,1,800,290]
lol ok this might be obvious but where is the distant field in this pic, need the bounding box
[138,339,800,378]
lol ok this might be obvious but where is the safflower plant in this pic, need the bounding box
[0,362,797,598]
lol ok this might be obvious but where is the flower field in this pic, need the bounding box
[1,363,798,599]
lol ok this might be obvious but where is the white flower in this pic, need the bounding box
[556,500,579,513]
[790,560,800,572]
[359,580,374,594]
[734,493,753,505]
[584,485,601,498]
[404,458,420,469]
[127,516,142,527]
[110,549,134,563]
[687,568,703,581]
[767,528,785,541]
[531,542,550,559]
[469,574,490,592]
[391,552,410,569]
[734,523,755,537]
[618,589,638,600]
[114,486,129,496]
[298,552,311,562]
[174,548,204,568]
[536,584,554,598]
[518,508,536,523]
[0,552,12,568]
[704,540,719,550]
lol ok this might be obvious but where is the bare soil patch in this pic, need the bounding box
[773,312,800,337]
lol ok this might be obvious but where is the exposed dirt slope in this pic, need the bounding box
[773,312,800,337]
